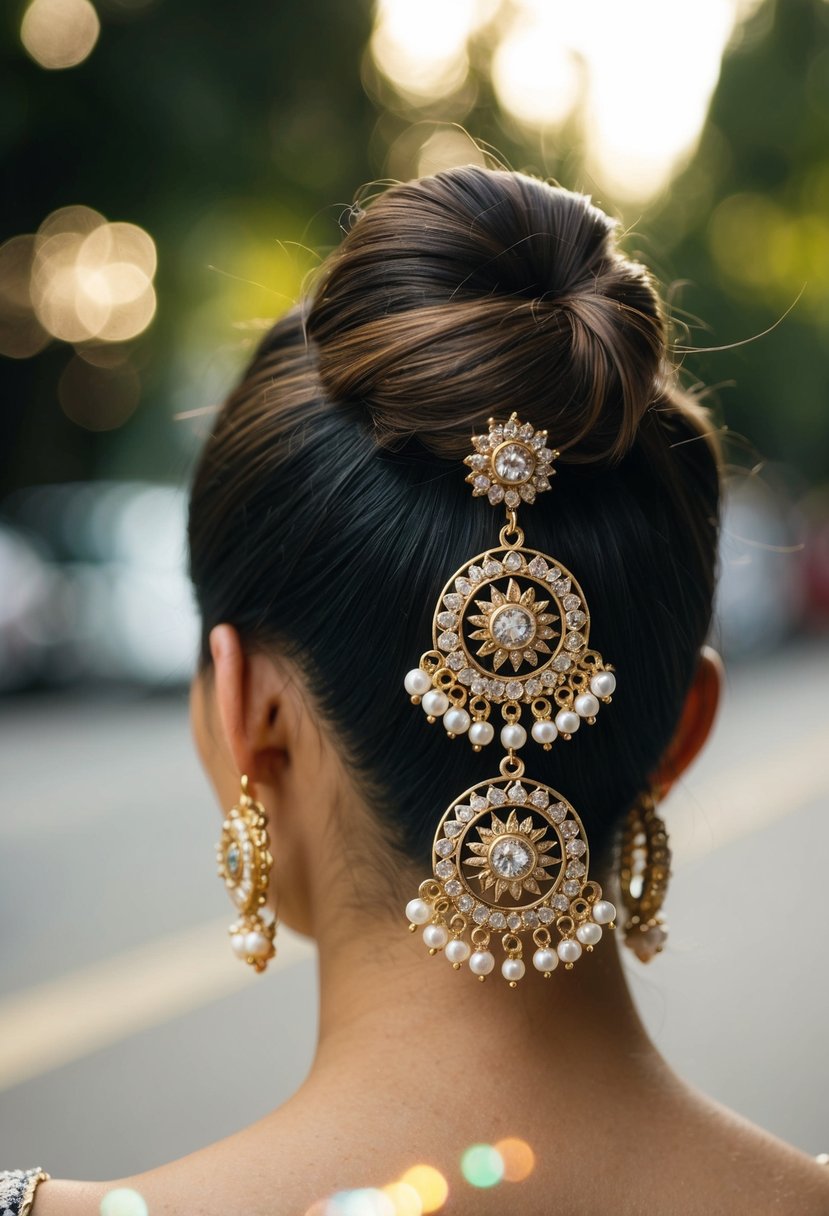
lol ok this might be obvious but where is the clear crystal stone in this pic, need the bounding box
[473,474,491,491]
[538,446,555,461]
[489,680,505,697]
[519,422,534,438]
[504,489,520,508]
[527,556,548,577]
[505,680,523,700]
[538,907,555,924]
[444,593,463,611]
[507,781,527,803]
[468,565,484,582]
[438,630,459,651]
[469,453,488,469]
[444,820,463,837]
[566,610,586,629]
[544,566,562,582]
[435,839,454,857]
[503,552,522,571]
[519,484,536,502]
[530,434,544,450]
[446,651,465,670]
[459,894,474,912]
[455,577,473,596]
[435,860,455,879]
[487,785,507,805]
[489,911,507,929]
[523,910,539,928]
[492,607,535,648]
[473,433,491,450]
[553,578,572,595]
[455,805,474,822]
[471,678,487,695]
[226,843,241,878]
[525,678,541,696]
[529,788,549,808]
[553,894,570,911]
[504,418,518,437]
[567,839,587,857]
[507,913,522,930]
[565,632,584,651]
[560,821,579,839]
[563,880,581,896]
[551,803,568,823]
[494,441,534,481]
[483,559,503,576]
[445,879,463,896]
[473,904,490,924]
[470,795,488,810]
[490,837,534,879]
[541,670,557,685]
[563,594,581,611]
[458,668,476,685]
[488,485,505,504]
[437,611,457,629]
[553,655,572,672]
[566,860,586,878]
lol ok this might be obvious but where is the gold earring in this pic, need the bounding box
[402,412,618,984]
[216,775,276,972]
[619,789,670,962]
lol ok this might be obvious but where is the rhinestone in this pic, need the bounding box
[489,911,507,929]
[538,907,555,924]
[445,879,462,896]
[438,630,459,651]
[529,434,544,449]
[553,578,572,595]
[455,805,474,822]
[473,904,489,924]
[566,860,586,878]
[565,632,585,651]
[490,837,534,879]
[487,785,507,805]
[505,679,523,699]
[541,670,557,685]
[436,611,457,630]
[506,781,527,803]
[494,441,534,482]
[446,651,465,670]
[492,606,535,648]
[527,556,548,577]
[563,880,581,896]
[544,566,562,582]
[471,678,487,695]
[458,894,474,912]
[519,484,536,502]
[519,422,534,438]
[436,860,455,879]
[560,821,579,839]
[468,565,484,583]
[563,594,581,612]
[553,894,570,911]
[504,418,518,437]
[472,433,491,450]
[567,839,587,857]
[566,610,586,629]
[529,788,549,808]
[551,803,568,823]
[458,668,476,685]
[507,913,522,931]
[525,678,541,696]
[455,577,473,596]
[504,489,520,508]
[444,593,463,611]
[503,551,522,571]
[534,475,551,491]
[435,839,454,857]
[523,910,540,928]
[483,559,504,576]
[553,655,572,672]
[469,453,488,469]
[473,474,491,491]
[444,820,463,837]
[226,843,241,878]
[539,446,555,461]
[489,680,505,697]
[491,424,505,440]
[488,485,505,504]
[470,795,488,810]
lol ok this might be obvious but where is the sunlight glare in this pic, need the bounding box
[20,0,100,70]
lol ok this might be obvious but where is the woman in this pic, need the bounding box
[7,167,828,1215]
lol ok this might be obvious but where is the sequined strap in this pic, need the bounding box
[0,1169,50,1216]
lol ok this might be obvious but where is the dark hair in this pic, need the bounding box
[188,167,720,871]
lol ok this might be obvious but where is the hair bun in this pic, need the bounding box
[307,167,667,465]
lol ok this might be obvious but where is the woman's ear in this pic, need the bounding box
[651,645,723,797]
[209,625,289,788]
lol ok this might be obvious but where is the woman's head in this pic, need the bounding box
[188,167,721,930]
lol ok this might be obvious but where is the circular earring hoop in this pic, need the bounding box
[216,775,276,972]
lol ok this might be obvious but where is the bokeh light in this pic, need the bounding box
[381,1181,423,1216]
[324,1189,395,1216]
[99,1188,148,1216]
[459,1143,504,1188]
[494,1137,535,1183]
[398,1165,448,1213]
[20,0,100,70]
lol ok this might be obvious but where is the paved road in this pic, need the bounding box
[1,642,828,1176]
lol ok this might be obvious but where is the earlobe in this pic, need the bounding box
[652,645,723,796]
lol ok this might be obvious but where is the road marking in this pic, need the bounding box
[0,724,827,1093]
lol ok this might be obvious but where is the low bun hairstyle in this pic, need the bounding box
[189,167,721,873]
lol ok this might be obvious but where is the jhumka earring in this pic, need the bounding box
[619,789,671,962]
[403,412,618,984]
[216,775,277,972]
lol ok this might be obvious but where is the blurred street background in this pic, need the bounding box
[1,0,829,1182]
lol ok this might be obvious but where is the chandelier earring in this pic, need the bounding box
[216,775,277,972]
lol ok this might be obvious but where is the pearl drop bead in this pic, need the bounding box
[230,933,247,959]
[575,693,600,718]
[501,957,525,982]
[445,938,470,965]
[592,899,616,925]
[590,671,616,698]
[421,690,449,718]
[555,709,580,735]
[532,947,558,973]
[405,898,431,925]
[557,938,582,963]
[469,950,495,976]
[576,921,603,946]
[444,707,471,735]
[531,719,557,745]
[468,720,494,746]
[244,931,271,958]
[404,668,432,696]
[500,722,527,750]
[422,923,449,950]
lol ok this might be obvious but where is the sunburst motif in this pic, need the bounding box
[467,577,559,672]
[465,809,561,903]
